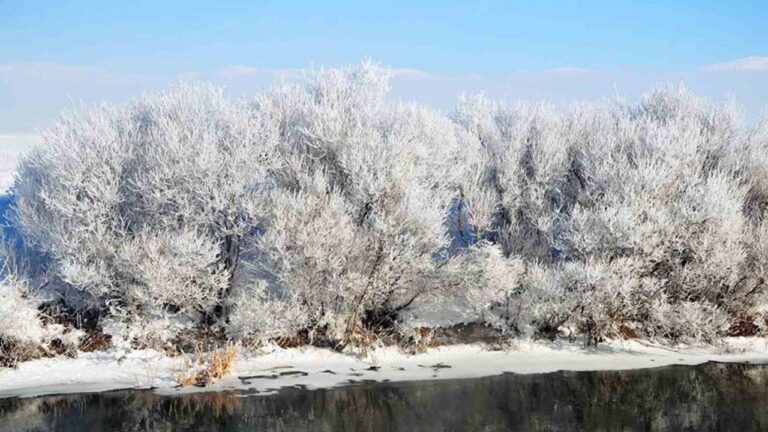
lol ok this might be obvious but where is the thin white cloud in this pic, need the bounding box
[391,68,438,79]
[703,56,768,72]
[215,65,261,78]
[449,67,590,83]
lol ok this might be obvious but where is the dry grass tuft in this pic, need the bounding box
[79,331,113,352]
[208,343,238,379]
[0,337,45,369]
[174,368,197,387]
[728,316,761,337]
[174,342,240,387]
[398,327,438,355]
[343,323,382,357]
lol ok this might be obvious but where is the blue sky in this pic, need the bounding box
[2,0,767,72]
[0,0,767,136]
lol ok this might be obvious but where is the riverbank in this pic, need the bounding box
[2,337,768,400]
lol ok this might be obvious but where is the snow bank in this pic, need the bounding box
[1,339,767,400]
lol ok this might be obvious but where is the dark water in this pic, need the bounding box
[1,361,767,431]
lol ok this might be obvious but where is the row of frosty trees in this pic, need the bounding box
[3,61,768,358]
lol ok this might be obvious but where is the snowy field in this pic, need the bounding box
[1,338,767,400]
[0,151,18,193]
[0,134,36,193]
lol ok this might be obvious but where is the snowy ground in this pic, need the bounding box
[0,151,18,193]
[2,338,768,400]
[0,134,37,192]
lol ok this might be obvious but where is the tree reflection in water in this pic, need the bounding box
[1,361,767,431]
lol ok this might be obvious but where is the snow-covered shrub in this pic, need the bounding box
[13,84,281,329]
[736,119,768,327]
[116,229,228,317]
[643,296,729,343]
[0,275,45,345]
[399,243,525,329]
[12,62,520,346]
[0,269,81,366]
[454,95,571,261]
[228,62,519,342]
[228,280,312,340]
[1,231,85,365]
[230,173,367,339]
[570,259,638,343]
[563,89,754,339]
[429,243,524,318]
[513,262,577,335]
[514,260,634,340]
[9,61,768,349]
[0,232,47,366]
[453,85,766,343]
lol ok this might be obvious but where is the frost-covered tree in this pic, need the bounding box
[453,95,573,261]
[564,88,752,341]
[9,61,768,349]
[228,62,522,343]
[12,63,521,346]
[461,86,765,343]
[13,84,281,333]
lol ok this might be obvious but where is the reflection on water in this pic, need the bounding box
[1,361,768,431]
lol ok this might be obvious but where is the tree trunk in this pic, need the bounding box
[214,234,241,319]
